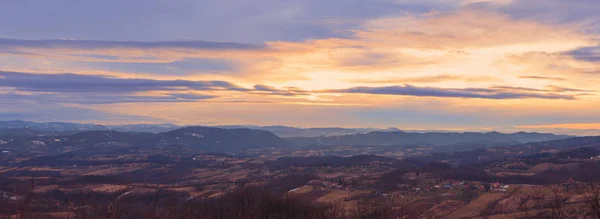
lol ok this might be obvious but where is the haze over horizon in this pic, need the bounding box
[1,0,600,135]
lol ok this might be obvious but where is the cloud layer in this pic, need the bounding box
[328,85,578,100]
[0,0,599,134]
[1,71,583,104]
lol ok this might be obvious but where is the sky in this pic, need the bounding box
[1,0,600,135]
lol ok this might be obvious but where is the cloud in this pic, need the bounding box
[0,97,164,123]
[0,0,458,44]
[516,123,600,130]
[2,70,584,106]
[490,86,547,92]
[564,45,600,62]
[0,71,248,93]
[518,75,566,81]
[253,85,309,96]
[0,38,262,50]
[0,92,217,105]
[0,38,271,65]
[498,0,600,26]
[346,74,498,84]
[325,85,576,100]
[492,85,594,93]
[546,85,594,92]
[0,2,598,134]
[0,9,595,88]
[357,10,591,49]
[461,0,515,6]
[241,9,595,81]
[1,0,596,48]
[333,50,403,69]
[0,71,321,105]
[505,51,600,79]
[79,58,237,77]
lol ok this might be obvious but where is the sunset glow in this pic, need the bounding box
[1,0,599,135]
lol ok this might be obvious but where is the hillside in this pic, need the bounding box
[0,126,288,154]
[153,126,288,151]
[286,131,571,147]
[0,120,107,132]
[0,120,399,136]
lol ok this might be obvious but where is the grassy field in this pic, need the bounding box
[446,193,507,219]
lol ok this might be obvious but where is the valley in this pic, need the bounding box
[1,122,599,218]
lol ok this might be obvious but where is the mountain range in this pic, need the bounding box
[286,130,572,147]
[0,120,407,137]
[0,126,286,153]
[0,120,575,139]
[0,121,575,154]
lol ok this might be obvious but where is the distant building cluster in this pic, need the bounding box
[307,180,355,191]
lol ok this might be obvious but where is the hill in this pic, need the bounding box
[412,135,600,166]
[153,126,288,151]
[268,155,398,168]
[0,120,107,132]
[0,126,288,153]
[286,131,571,147]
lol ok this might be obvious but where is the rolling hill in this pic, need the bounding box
[0,126,288,153]
[286,131,571,147]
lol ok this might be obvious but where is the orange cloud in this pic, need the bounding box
[2,10,595,85]
[1,9,600,133]
[517,123,600,130]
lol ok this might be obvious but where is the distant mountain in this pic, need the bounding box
[0,128,75,137]
[153,126,288,151]
[0,120,398,137]
[526,135,600,148]
[0,121,572,145]
[0,120,182,133]
[0,120,107,132]
[286,131,572,147]
[0,126,288,153]
[411,135,600,166]
[109,124,183,133]
[216,125,400,137]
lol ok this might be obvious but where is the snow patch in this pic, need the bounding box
[0,191,20,201]
[30,140,46,146]
[185,133,204,138]
[117,191,131,200]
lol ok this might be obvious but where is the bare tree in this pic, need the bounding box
[16,177,36,219]
[584,182,600,219]
[546,183,570,219]
[107,196,124,219]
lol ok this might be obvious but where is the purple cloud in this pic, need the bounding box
[326,85,577,100]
